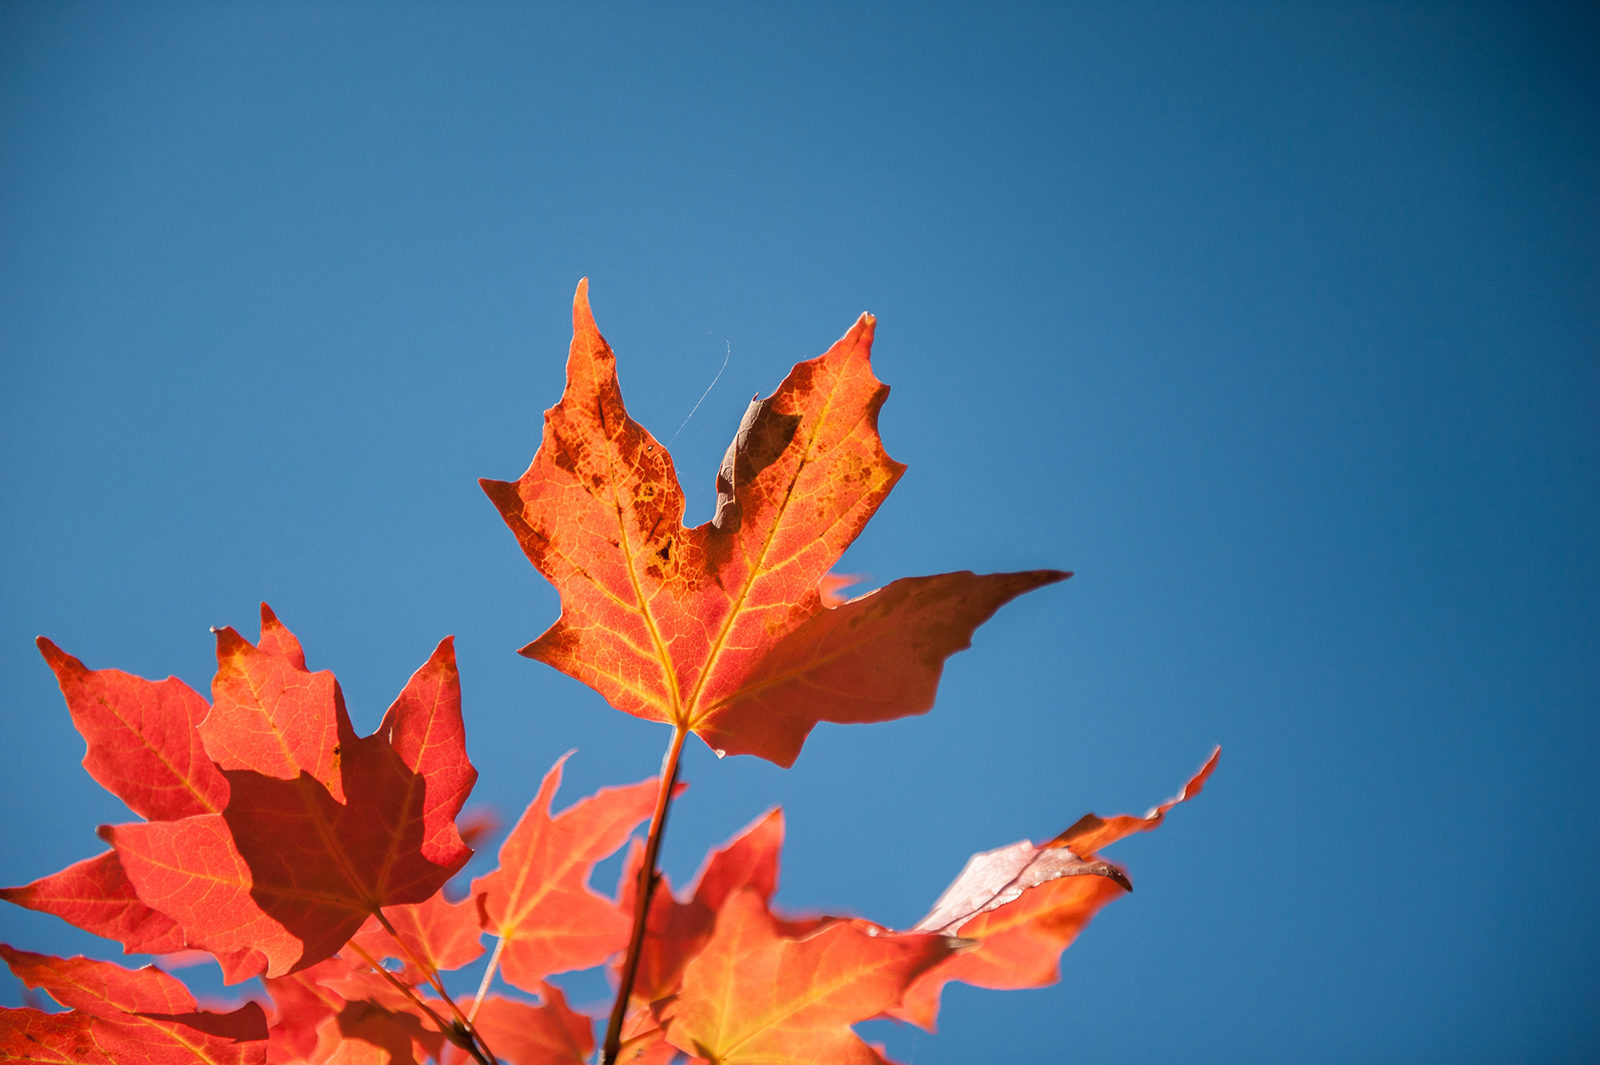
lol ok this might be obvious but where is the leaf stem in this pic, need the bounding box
[347,940,495,1065]
[364,913,501,1065]
[600,724,688,1065]
[468,933,507,1022]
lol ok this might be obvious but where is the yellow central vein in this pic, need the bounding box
[240,665,303,783]
[546,537,664,634]
[374,685,441,896]
[597,397,685,721]
[718,941,910,1059]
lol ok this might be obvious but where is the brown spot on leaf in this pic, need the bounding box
[713,396,802,532]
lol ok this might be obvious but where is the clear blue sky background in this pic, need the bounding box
[3,4,1596,1062]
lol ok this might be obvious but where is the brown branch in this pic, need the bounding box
[600,725,688,1065]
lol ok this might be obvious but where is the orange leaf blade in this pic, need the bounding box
[376,636,478,870]
[693,570,1070,765]
[663,890,958,1065]
[890,750,1219,1030]
[472,756,658,990]
[625,808,786,1003]
[455,987,595,1065]
[486,285,1064,766]
[199,612,353,801]
[1057,746,1221,857]
[481,279,689,728]
[0,947,268,1065]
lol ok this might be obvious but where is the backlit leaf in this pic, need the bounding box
[483,281,1065,766]
[889,749,1220,1029]
[97,608,474,978]
[471,755,657,990]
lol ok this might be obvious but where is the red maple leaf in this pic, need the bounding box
[482,281,1066,766]
[0,945,267,1065]
[1,850,189,959]
[5,606,478,981]
[0,640,232,963]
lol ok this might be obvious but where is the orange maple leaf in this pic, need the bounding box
[616,807,784,1004]
[660,889,960,1065]
[482,281,1066,766]
[442,987,594,1065]
[471,755,658,991]
[888,748,1221,1029]
[0,640,231,962]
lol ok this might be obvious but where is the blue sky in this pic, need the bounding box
[2,3,1596,1061]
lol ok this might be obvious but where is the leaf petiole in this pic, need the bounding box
[467,932,507,1023]
[353,923,501,1065]
[600,724,689,1065]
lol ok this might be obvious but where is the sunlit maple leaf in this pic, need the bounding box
[659,888,960,1065]
[34,637,228,821]
[471,754,658,991]
[0,640,232,963]
[53,606,481,980]
[0,945,267,1065]
[482,281,1066,766]
[1,850,188,959]
[887,748,1220,1029]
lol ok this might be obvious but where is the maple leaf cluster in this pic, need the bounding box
[3,282,1215,1065]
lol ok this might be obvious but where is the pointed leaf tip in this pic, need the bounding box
[34,634,66,664]
[257,602,306,667]
[34,635,225,822]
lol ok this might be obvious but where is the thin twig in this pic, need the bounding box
[369,910,501,1065]
[600,725,689,1065]
[346,940,495,1065]
[468,934,508,1023]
